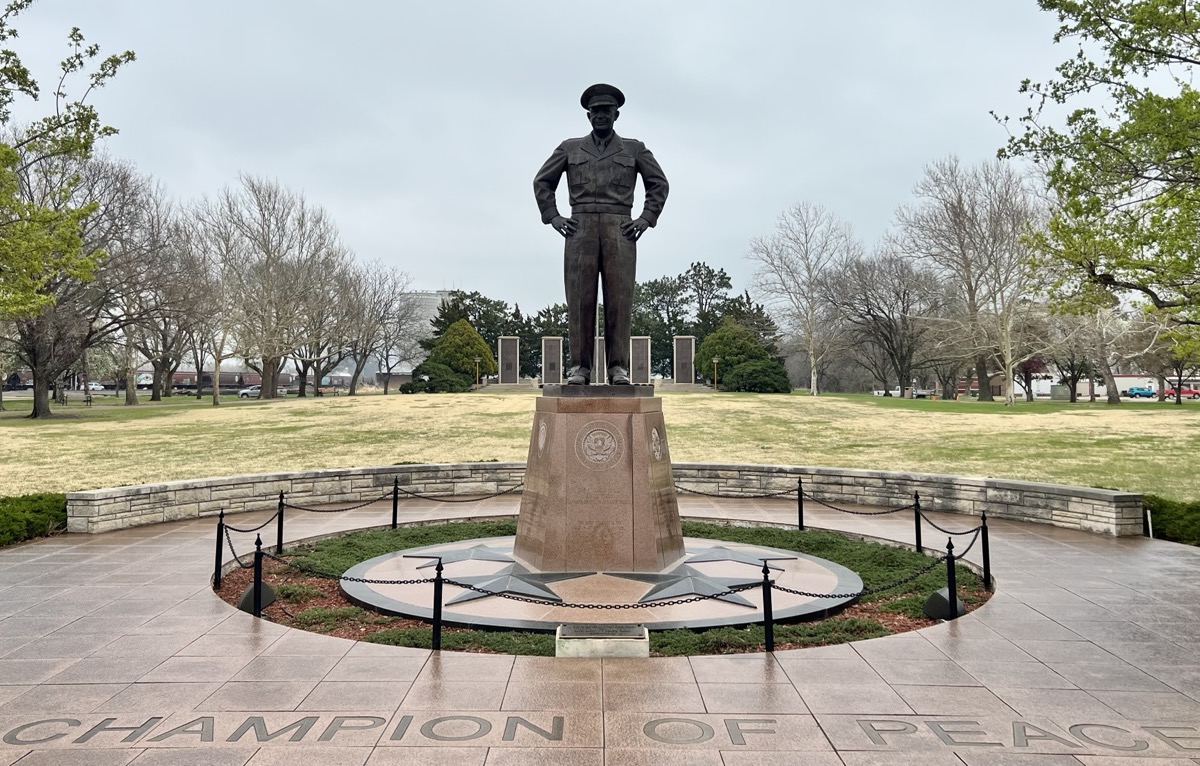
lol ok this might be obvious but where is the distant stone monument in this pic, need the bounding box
[674,336,695,384]
[498,336,520,385]
[541,337,563,385]
[630,336,651,385]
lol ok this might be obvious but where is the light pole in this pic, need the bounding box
[712,357,720,390]
[474,357,481,388]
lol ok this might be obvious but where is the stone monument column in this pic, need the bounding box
[498,336,520,385]
[674,336,695,384]
[514,386,684,573]
[541,336,563,385]
[630,336,651,385]
[592,336,607,385]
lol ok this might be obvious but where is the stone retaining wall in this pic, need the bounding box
[66,462,1144,536]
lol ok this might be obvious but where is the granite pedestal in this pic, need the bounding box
[513,384,685,572]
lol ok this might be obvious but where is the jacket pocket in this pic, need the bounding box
[567,150,592,194]
[611,154,636,190]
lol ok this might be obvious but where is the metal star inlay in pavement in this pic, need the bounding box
[443,564,593,605]
[410,544,514,569]
[685,545,795,570]
[608,564,762,607]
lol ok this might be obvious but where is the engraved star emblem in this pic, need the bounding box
[607,565,762,607]
[442,564,592,605]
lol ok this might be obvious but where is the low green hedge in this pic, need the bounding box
[0,493,68,547]
[1144,495,1200,546]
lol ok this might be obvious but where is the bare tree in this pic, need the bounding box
[748,202,859,395]
[219,175,347,399]
[895,157,1048,404]
[822,247,944,392]
[343,263,415,396]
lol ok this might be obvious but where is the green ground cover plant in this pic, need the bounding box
[1142,495,1200,546]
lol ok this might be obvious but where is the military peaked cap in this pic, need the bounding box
[580,83,625,110]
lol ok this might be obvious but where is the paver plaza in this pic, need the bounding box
[1,491,1199,765]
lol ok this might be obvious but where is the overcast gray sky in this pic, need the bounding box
[18,2,1063,314]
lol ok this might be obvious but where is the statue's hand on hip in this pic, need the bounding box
[551,216,578,238]
[621,217,649,241]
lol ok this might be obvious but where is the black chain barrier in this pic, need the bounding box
[675,482,915,516]
[441,578,761,609]
[918,510,984,537]
[395,483,525,503]
[224,510,281,534]
[771,554,948,600]
[804,494,915,516]
[674,483,799,500]
[259,551,437,587]
[283,491,394,513]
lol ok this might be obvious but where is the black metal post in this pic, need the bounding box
[213,511,225,590]
[796,476,805,531]
[275,491,285,555]
[945,537,958,620]
[392,477,399,530]
[431,557,444,651]
[913,490,923,553]
[761,559,775,653]
[980,511,992,591]
[253,535,264,618]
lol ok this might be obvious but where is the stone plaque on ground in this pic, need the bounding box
[631,336,651,385]
[674,336,695,384]
[498,336,519,384]
[541,336,563,385]
[559,623,647,639]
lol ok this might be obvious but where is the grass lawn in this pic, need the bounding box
[2,388,1198,500]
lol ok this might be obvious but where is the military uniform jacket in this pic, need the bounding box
[534,133,669,227]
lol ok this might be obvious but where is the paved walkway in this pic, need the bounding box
[1,495,1199,765]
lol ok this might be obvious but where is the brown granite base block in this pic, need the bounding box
[514,392,685,572]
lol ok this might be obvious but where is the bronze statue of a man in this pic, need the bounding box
[533,83,669,385]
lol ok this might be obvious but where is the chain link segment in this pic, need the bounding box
[395,483,524,503]
[223,526,256,569]
[283,491,394,513]
[675,483,799,500]
[224,510,281,534]
[441,578,760,609]
[918,510,984,536]
[261,552,436,586]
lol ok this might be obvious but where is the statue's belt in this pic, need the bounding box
[571,204,632,216]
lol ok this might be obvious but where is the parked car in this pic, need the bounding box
[1163,387,1200,399]
[86,381,104,391]
[238,385,288,398]
[1121,386,1156,398]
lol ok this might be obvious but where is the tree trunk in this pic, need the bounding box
[29,379,52,418]
[1099,362,1121,404]
[211,357,223,406]
[296,361,310,397]
[124,343,139,406]
[975,354,995,402]
[348,356,366,396]
[150,359,165,402]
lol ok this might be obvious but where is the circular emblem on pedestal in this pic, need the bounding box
[575,421,624,470]
[537,421,547,456]
[651,427,664,461]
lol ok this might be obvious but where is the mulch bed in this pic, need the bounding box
[216,561,990,653]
